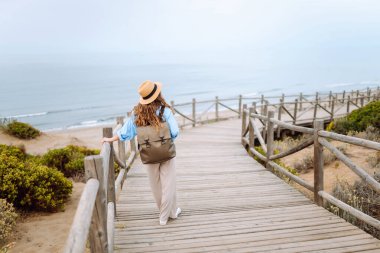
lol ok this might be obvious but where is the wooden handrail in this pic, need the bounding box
[65,116,137,253]
[171,87,379,129]
[319,130,380,151]
[63,179,99,253]
[241,95,380,231]
[319,137,380,194]
[319,191,380,230]
[249,118,267,153]
[269,137,314,160]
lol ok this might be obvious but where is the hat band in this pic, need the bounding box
[143,84,158,100]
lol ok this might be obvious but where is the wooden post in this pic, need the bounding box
[291,99,298,135]
[266,111,275,171]
[277,98,283,138]
[215,96,219,121]
[241,104,247,137]
[328,91,332,108]
[116,117,126,163]
[238,94,243,119]
[342,90,346,103]
[192,98,196,127]
[85,156,109,253]
[330,97,335,121]
[347,95,351,113]
[103,128,116,215]
[313,98,318,122]
[262,101,268,140]
[367,87,371,102]
[356,90,359,104]
[313,120,324,206]
[299,92,303,110]
[261,94,264,106]
[281,93,285,102]
[315,92,319,101]
[293,99,298,126]
[248,107,255,147]
[360,95,364,107]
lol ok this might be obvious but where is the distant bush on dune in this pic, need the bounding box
[0,120,40,139]
[328,101,380,135]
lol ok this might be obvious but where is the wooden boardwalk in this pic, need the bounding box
[114,119,380,253]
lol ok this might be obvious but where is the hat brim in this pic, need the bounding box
[139,82,162,105]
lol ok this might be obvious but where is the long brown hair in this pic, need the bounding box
[133,93,172,128]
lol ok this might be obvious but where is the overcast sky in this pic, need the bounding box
[1,0,380,56]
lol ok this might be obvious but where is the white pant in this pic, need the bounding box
[144,157,177,222]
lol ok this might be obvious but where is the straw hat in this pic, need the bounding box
[138,80,162,105]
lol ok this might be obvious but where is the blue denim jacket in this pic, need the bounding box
[116,107,179,142]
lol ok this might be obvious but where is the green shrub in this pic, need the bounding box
[41,145,120,179]
[1,120,40,139]
[347,101,380,131]
[0,144,26,160]
[0,145,72,211]
[330,101,380,134]
[42,145,100,178]
[22,164,72,211]
[0,199,17,245]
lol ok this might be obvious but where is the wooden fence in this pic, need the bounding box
[241,104,380,230]
[63,116,137,253]
[172,86,380,129]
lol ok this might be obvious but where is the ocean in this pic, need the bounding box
[0,53,379,131]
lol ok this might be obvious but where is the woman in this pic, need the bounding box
[102,80,181,225]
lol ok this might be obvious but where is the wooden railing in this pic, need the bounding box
[171,86,380,129]
[241,103,380,230]
[64,116,137,253]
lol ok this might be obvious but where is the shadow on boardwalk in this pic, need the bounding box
[114,119,380,253]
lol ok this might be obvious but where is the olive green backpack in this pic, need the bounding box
[136,107,176,164]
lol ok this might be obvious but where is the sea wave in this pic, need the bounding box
[3,105,110,119]
[5,112,48,118]
[324,82,354,88]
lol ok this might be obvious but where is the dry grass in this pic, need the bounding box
[366,151,380,169]
[348,125,380,142]
[330,172,380,239]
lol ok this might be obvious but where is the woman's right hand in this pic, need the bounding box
[101,137,110,144]
[100,135,119,144]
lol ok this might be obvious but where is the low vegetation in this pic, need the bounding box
[0,199,17,247]
[41,145,120,180]
[327,100,380,135]
[251,146,298,176]
[0,144,72,211]
[0,120,40,140]
[330,172,380,239]
[41,145,100,178]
